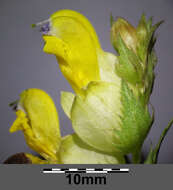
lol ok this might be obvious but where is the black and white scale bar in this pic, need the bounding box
[43,168,129,174]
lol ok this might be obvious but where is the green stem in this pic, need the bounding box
[132,148,141,164]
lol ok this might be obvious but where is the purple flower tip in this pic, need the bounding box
[40,23,50,34]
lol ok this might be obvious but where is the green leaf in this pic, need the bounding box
[59,133,125,164]
[145,119,173,164]
[144,143,155,164]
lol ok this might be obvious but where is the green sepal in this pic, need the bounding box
[143,50,157,105]
[115,34,143,85]
[136,13,163,63]
[145,119,173,164]
[71,79,152,155]
[71,81,122,154]
[115,80,152,153]
[136,14,149,62]
[59,133,125,164]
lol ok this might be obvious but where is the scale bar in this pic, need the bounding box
[43,168,129,174]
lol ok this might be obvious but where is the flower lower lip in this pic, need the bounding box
[42,35,51,45]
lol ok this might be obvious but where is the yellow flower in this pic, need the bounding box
[7,88,125,164]
[6,10,162,164]
[41,10,102,94]
[9,89,61,163]
[35,9,123,96]
[44,11,159,159]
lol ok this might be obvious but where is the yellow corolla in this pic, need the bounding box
[41,10,101,94]
[7,88,125,164]
[9,88,61,163]
[36,9,118,94]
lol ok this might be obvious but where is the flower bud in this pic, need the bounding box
[111,14,162,105]
[111,17,137,53]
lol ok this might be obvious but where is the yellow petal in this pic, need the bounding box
[10,89,61,162]
[50,10,101,49]
[43,10,101,94]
